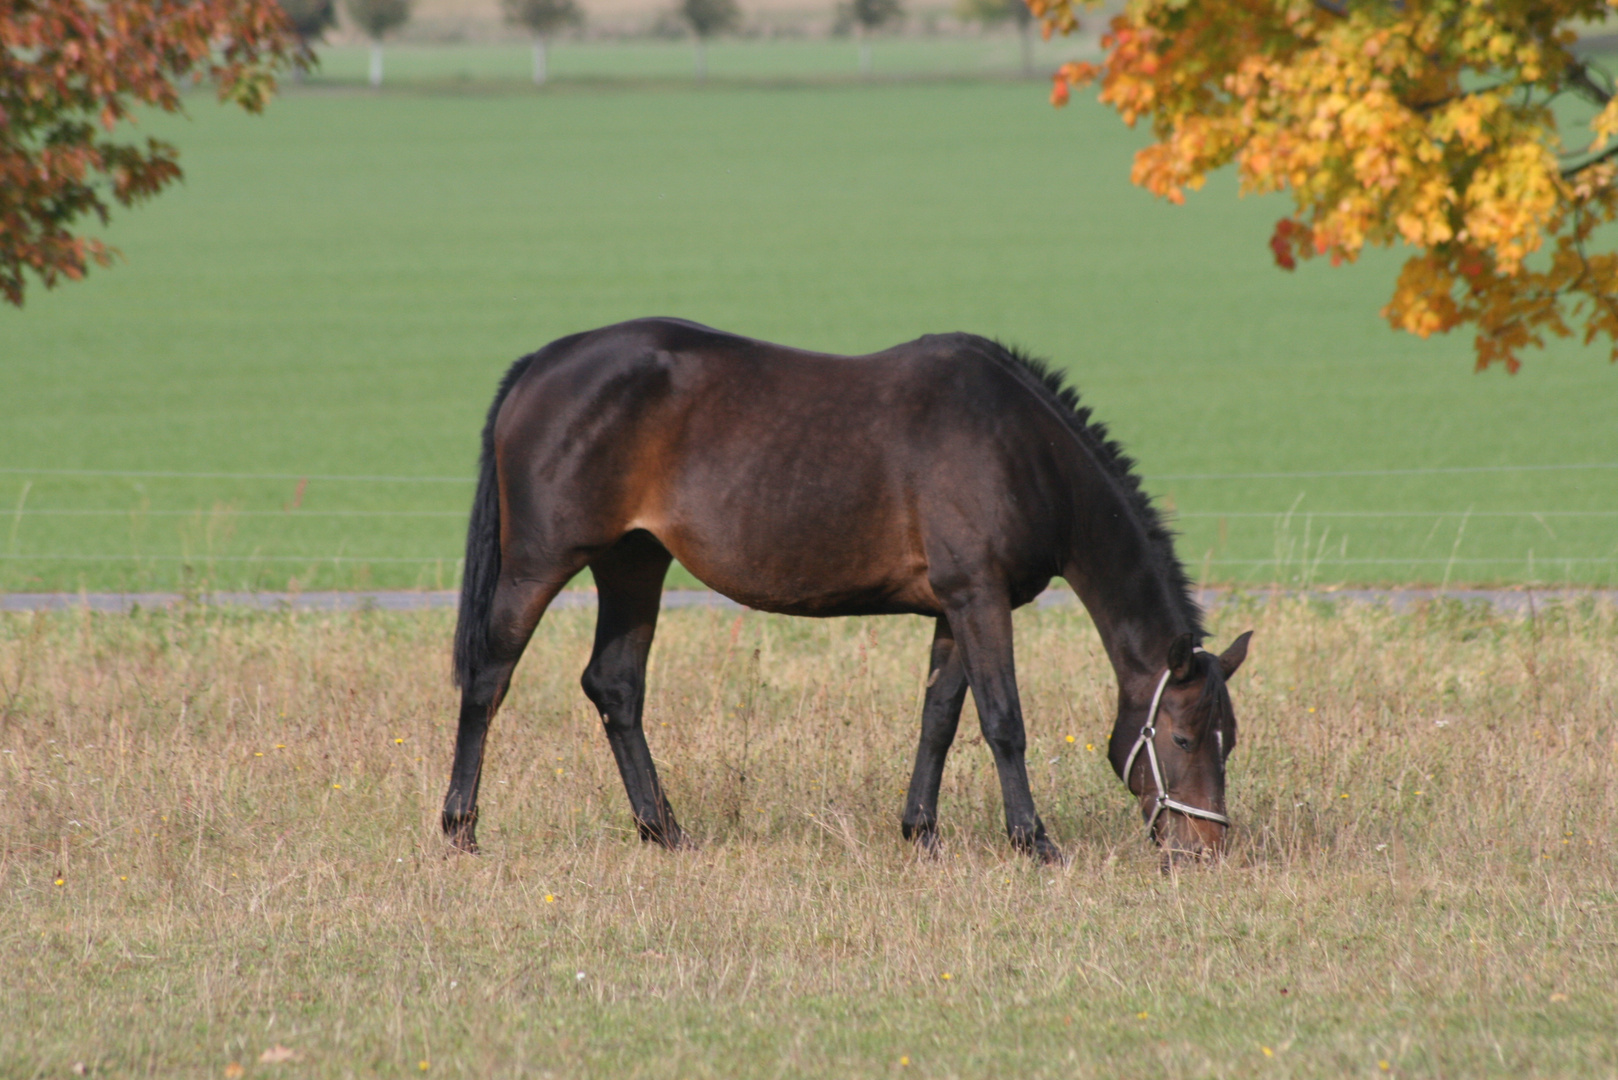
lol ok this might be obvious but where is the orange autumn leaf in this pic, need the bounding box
[1037,0,1618,371]
[0,0,309,306]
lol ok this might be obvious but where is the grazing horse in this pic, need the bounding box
[442,318,1251,863]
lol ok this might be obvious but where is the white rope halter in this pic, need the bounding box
[1120,649,1231,834]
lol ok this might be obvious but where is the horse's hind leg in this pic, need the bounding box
[581,531,683,848]
[901,616,969,854]
[442,575,566,853]
[943,593,1063,864]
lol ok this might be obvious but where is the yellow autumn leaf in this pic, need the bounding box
[1034,0,1618,369]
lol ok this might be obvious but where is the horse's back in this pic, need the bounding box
[491,319,1069,614]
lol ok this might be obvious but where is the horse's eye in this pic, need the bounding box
[1172,734,1191,751]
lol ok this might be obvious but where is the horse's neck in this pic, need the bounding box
[1061,509,1195,695]
[1044,410,1199,772]
[1070,567,1192,779]
[1081,576,1189,683]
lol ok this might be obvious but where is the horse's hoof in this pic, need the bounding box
[1008,826,1063,865]
[637,819,687,850]
[901,817,943,857]
[442,810,479,854]
[1018,833,1065,865]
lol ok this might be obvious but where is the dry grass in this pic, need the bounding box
[2,597,1615,1078]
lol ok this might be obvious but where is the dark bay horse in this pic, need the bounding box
[443,318,1251,863]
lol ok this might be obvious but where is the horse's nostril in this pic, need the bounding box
[1172,734,1191,750]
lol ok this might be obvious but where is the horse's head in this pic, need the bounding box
[1118,631,1252,866]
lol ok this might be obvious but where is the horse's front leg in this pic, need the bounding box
[581,533,683,848]
[901,616,969,854]
[943,594,1063,864]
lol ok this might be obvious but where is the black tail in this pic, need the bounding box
[453,353,538,688]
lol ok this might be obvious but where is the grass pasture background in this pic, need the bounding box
[6,46,1618,1080]
[2,50,1615,593]
[3,600,1615,1077]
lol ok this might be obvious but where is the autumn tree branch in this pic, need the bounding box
[1565,59,1613,106]
[1042,0,1618,368]
[1561,141,1618,178]
[1,0,306,305]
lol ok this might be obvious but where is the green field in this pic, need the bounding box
[3,51,1616,592]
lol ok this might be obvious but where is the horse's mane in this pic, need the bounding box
[976,338,1205,639]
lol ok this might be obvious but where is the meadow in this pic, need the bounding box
[3,50,1615,593]
[3,598,1615,1077]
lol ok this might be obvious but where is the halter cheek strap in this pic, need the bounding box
[1121,648,1231,833]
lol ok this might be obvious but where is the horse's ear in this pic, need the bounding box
[1218,631,1253,680]
[1167,633,1197,681]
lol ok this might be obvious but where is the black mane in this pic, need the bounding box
[980,338,1205,639]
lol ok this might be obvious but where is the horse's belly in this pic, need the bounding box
[722,580,944,619]
[648,517,942,618]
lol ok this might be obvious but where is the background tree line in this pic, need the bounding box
[270,0,998,85]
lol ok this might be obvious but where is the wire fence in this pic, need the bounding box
[1153,462,1618,480]
[6,510,464,518]
[3,462,1616,582]
[4,508,1617,520]
[7,462,1618,483]
[0,554,457,562]
[0,468,474,483]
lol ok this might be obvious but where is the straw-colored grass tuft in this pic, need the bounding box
[2,598,1614,1077]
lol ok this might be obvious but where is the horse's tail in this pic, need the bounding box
[453,353,537,689]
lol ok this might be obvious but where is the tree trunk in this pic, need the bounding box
[857,25,871,77]
[532,36,547,85]
[369,41,384,88]
[1019,20,1033,79]
[694,37,706,81]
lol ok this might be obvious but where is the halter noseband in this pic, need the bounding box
[1121,648,1231,834]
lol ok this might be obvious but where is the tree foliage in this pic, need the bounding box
[681,0,738,38]
[851,0,902,32]
[1041,0,1618,370]
[504,0,581,37]
[344,0,410,40]
[957,0,1029,29]
[0,0,306,306]
[957,0,1033,76]
[278,0,336,43]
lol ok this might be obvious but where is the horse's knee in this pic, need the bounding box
[579,663,610,707]
[917,726,956,755]
[462,667,508,710]
[581,664,637,723]
[982,728,1026,759]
